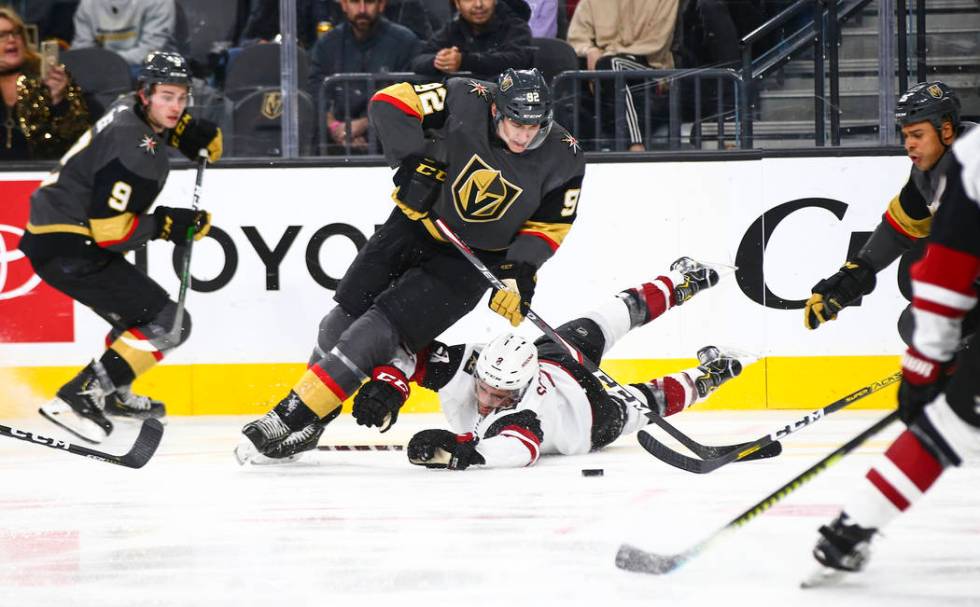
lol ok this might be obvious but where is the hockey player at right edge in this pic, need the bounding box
[353,257,754,470]
[803,127,980,587]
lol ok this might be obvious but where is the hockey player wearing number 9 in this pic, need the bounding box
[18,51,222,444]
[363,258,751,470]
[237,68,586,463]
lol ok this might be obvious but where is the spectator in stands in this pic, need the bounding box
[0,6,90,160]
[240,0,331,49]
[241,0,433,48]
[72,0,177,73]
[411,0,534,82]
[567,0,679,151]
[25,0,79,46]
[525,0,559,38]
[309,0,420,152]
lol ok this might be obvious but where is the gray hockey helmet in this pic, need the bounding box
[493,68,553,150]
[895,81,961,132]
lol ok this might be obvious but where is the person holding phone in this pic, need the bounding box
[0,6,90,160]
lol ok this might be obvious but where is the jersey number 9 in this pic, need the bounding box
[108,181,133,211]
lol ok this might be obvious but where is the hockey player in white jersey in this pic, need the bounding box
[349,257,753,469]
[803,127,980,586]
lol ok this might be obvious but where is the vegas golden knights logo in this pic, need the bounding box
[452,154,523,222]
[262,91,283,119]
[926,84,943,99]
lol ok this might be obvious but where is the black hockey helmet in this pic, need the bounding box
[138,51,192,95]
[895,81,961,132]
[493,68,553,150]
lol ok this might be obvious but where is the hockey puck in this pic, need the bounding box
[581,468,604,477]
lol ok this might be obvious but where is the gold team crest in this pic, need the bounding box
[926,84,944,99]
[452,154,523,222]
[262,91,283,120]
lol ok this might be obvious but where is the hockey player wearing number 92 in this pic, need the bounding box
[19,51,223,445]
[238,68,586,462]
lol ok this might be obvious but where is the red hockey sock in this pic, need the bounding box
[848,430,946,528]
[635,275,676,324]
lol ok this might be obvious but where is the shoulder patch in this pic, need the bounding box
[463,350,480,375]
[138,134,158,155]
[561,131,581,155]
[467,79,492,102]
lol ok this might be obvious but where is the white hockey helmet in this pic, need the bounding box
[474,334,538,413]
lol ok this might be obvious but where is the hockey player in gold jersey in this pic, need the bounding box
[238,68,586,463]
[20,51,222,444]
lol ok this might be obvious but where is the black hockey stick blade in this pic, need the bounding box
[0,418,164,469]
[637,372,900,474]
[118,418,165,468]
[617,411,899,575]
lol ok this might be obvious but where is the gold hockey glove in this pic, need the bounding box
[489,261,537,327]
[170,113,223,162]
[804,260,877,329]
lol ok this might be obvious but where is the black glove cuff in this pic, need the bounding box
[393,155,447,213]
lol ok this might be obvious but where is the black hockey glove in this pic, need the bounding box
[897,347,954,425]
[489,261,537,327]
[153,206,212,245]
[169,113,223,162]
[392,155,447,221]
[352,366,410,433]
[407,429,485,470]
[804,260,877,329]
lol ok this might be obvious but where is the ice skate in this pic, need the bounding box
[38,361,114,444]
[670,257,720,305]
[238,405,325,465]
[104,385,167,421]
[693,346,744,398]
[801,513,876,588]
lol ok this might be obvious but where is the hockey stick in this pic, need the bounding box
[0,418,164,469]
[316,444,404,451]
[430,217,777,461]
[616,410,899,574]
[636,372,901,474]
[168,150,209,344]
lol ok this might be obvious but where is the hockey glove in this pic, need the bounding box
[170,113,223,162]
[153,206,212,245]
[804,260,877,329]
[392,155,447,220]
[352,366,410,433]
[407,429,485,470]
[489,261,536,327]
[897,347,954,425]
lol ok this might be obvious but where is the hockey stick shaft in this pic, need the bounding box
[617,410,900,574]
[170,151,209,343]
[431,217,733,458]
[316,444,405,451]
[0,418,164,469]
[637,371,901,473]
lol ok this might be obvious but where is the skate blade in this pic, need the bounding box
[234,441,304,466]
[706,344,761,368]
[800,565,847,589]
[38,399,108,444]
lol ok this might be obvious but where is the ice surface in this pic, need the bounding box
[0,410,976,606]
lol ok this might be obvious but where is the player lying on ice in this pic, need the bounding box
[345,256,754,470]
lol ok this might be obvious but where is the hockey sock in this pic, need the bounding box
[618,271,685,328]
[844,430,947,530]
[102,328,164,387]
[631,366,702,418]
[584,272,686,358]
